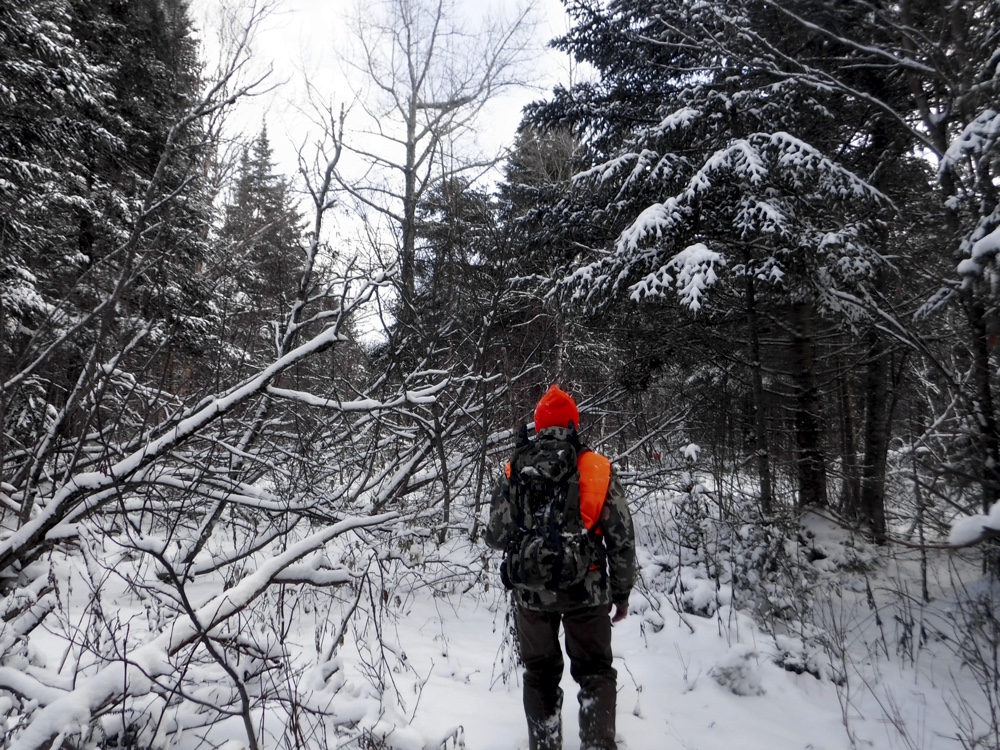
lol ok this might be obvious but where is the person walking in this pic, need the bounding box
[486,385,636,750]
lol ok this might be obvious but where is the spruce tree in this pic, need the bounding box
[520,0,900,512]
[0,0,114,365]
[2,0,219,522]
[216,127,307,374]
[68,0,217,365]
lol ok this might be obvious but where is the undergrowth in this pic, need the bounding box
[628,467,1000,748]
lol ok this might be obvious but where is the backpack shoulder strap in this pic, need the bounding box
[505,426,535,530]
[516,422,530,448]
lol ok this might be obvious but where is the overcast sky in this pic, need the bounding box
[190,0,576,180]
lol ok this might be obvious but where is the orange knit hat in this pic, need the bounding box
[533,384,580,431]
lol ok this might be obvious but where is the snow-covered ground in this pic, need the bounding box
[283,511,993,750]
[384,588,852,750]
[15,501,996,750]
[340,561,979,749]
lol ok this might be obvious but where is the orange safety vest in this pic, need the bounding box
[505,450,612,531]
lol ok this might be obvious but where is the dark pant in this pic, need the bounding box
[515,605,617,750]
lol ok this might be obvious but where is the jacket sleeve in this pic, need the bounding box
[484,472,515,550]
[601,471,636,605]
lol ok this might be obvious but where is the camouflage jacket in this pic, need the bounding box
[485,429,637,612]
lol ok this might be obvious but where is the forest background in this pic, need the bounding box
[3,0,1000,748]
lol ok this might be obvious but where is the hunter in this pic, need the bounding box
[486,384,636,750]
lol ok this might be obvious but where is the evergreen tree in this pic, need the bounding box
[68,0,217,364]
[512,0,1000,535]
[728,0,1000,529]
[412,178,495,345]
[497,127,637,418]
[216,127,307,371]
[521,0,899,511]
[0,0,115,362]
[1,0,219,521]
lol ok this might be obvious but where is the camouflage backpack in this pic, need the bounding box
[504,424,597,592]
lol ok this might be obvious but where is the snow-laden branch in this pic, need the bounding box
[0,275,385,574]
[8,511,398,750]
[949,499,1000,548]
[266,378,449,410]
[561,129,890,311]
[629,243,726,310]
[273,552,355,586]
[616,198,686,255]
[943,109,1000,166]
[613,131,885,259]
[130,473,297,513]
[0,667,65,708]
[957,225,1000,279]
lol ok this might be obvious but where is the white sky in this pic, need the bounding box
[189,0,577,181]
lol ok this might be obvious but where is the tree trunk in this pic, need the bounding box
[860,332,889,539]
[469,384,491,542]
[967,297,1000,514]
[837,358,862,516]
[399,94,419,329]
[746,275,773,514]
[433,410,453,545]
[789,302,827,507]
